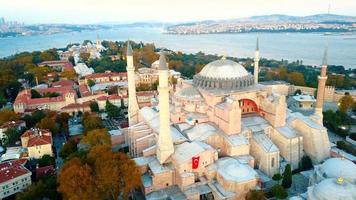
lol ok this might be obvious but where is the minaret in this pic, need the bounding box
[126,41,139,126]
[96,34,101,48]
[254,37,260,84]
[156,51,174,164]
[314,48,328,123]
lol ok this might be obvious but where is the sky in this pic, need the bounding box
[1,0,356,24]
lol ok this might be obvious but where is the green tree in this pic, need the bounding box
[90,102,100,113]
[272,173,282,182]
[38,154,55,167]
[3,128,22,146]
[16,175,61,200]
[87,79,95,87]
[271,184,288,199]
[31,89,42,98]
[294,89,302,95]
[338,94,354,113]
[282,164,292,188]
[105,100,120,118]
[60,139,78,159]
[300,155,313,171]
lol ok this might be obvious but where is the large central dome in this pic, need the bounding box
[199,59,249,79]
[193,58,254,90]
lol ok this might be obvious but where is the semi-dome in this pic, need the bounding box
[199,59,249,79]
[308,178,356,200]
[193,58,254,90]
[175,87,203,101]
[319,158,356,183]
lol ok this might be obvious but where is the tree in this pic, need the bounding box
[105,100,120,118]
[282,164,292,188]
[82,113,103,132]
[81,129,111,148]
[58,158,100,200]
[61,69,77,80]
[68,56,75,66]
[87,79,95,87]
[80,52,91,62]
[294,89,302,96]
[56,112,70,136]
[271,184,288,199]
[87,145,142,199]
[0,109,20,125]
[60,139,78,159]
[287,72,305,86]
[36,117,59,135]
[23,110,46,128]
[300,155,313,171]
[90,102,100,113]
[38,154,55,167]
[31,89,42,98]
[272,173,282,182]
[339,94,354,113]
[3,128,22,146]
[246,189,265,200]
[16,175,61,200]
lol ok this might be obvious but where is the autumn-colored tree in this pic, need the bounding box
[87,145,142,199]
[195,64,204,74]
[80,52,91,62]
[36,117,59,135]
[81,128,111,148]
[0,109,20,125]
[287,72,305,86]
[339,94,354,113]
[277,67,288,80]
[82,113,103,133]
[168,60,183,71]
[246,189,265,200]
[61,69,77,80]
[26,65,54,83]
[58,158,100,200]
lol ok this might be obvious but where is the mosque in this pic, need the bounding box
[125,40,334,199]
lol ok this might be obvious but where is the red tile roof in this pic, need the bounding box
[35,165,55,180]
[38,60,73,71]
[52,80,75,88]
[21,129,51,139]
[0,120,25,129]
[0,159,31,184]
[137,91,156,97]
[85,72,127,79]
[27,135,52,147]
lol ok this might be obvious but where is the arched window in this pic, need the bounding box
[271,158,275,168]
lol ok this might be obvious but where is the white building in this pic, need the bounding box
[74,63,94,77]
[0,159,32,199]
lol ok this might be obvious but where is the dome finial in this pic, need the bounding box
[337,177,344,185]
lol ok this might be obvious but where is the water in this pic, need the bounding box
[0,27,356,69]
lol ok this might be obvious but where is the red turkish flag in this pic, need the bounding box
[192,156,200,169]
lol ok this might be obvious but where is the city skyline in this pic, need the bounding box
[1,0,356,24]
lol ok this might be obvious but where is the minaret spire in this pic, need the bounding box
[156,50,174,164]
[126,41,139,126]
[314,47,328,124]
[254,37,260,84]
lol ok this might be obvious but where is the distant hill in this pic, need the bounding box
[246,14,356,22]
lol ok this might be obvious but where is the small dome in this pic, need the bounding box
[199,59,249,79]
[217,157,258,182]
[319,158,356,183]
[309,178,356,200]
